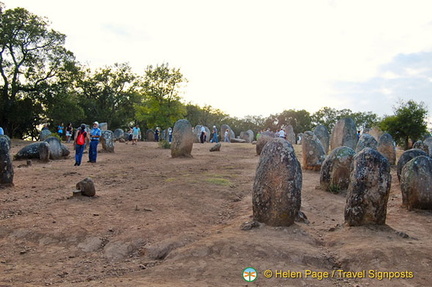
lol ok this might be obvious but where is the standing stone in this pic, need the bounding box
[220,124,235,142]
[76,177,96,197]
[330,118,358,151]
[400,155,432,210]
[146,129,155,142]
[240,130,254,143]
[423,137,432,156]
[39,141,51,162]
[412,140,429,154]
[377,133,396,165]
[99,122,108,131]
[113,129,124,141]
[45,137,70,159]
[253,138,302,227]
[171,119,194,158]
[344,148,391,226]
[313,125,330,154]
[0,135,14,187]
[40,129,52,141]
[396,149,428,181]
[255,131,275,155]
[355,133,378,153]
[101,130,115,153]
[368,127,383,142]
[320,146,355,193]
[301,131,326,171]
[285,125,296,145]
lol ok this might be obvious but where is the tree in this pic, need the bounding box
[311,107,379,132]
[264,109,312,134]
[0,6,76,137]
[379,100,428,150]
[135,63,187,130]
[77,63,140,129]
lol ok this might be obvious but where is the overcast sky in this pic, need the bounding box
[7,0,432,121]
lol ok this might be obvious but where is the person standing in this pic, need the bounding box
[168,127,173,143]
[66,123,73,143]
[57,123,64,140]
[89,121,101,163]
[211,126,218,143]
[74,124,88,166]
[200,126,206,143]
[132,124,141,145]
[224,129,230,142]
[0,126,4,135]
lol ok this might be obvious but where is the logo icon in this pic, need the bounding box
[243,267,258,282]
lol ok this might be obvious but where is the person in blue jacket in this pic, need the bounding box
[88,121,101,163]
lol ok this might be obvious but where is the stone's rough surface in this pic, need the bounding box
[285,125,296,145]
[253,138,302,227]
[313,125,330,154]
[40,129,52,141]
[45,137,70,159]
[240,130,254,143]
[320,146,355,192]
[113,129,124,141]
[301,131,326,171]
[0,135,14,186]
[255,131,275,155]
[377,133,396,165]
[171,119,194,158]
[355,133,378,153]
[344,148,391,226]
[396,149,428,181]
[424,137,432,156]
[400,155,432,210]
[101,130,115,153]
[38,142,50,162]
[76,177,96,197]
[330,118,358,151]
[209,143,221,152]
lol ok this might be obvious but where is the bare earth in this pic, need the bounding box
[1,140,431,287]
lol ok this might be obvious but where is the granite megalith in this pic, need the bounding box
[355,133,378,153]
[344,148,391,226]
[0,135,14,187]
[377,133,396,165]
[253,138,302,227]
[320,146,355,193]
[45,137,70,159]
[171,119,194,158]
[400,155,432,210]
[330,118,358,151]
[301,131,326,171]
[313,125,330,154]
[396,149,428,181]
[255,131,275,155]
[101,130,115,153]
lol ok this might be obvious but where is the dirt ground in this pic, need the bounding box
[1,139,431,287]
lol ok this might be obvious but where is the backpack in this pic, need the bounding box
[77,132,86,145]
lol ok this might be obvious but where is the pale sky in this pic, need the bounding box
[6,0,432,120]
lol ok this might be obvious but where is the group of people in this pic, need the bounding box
[200,126,224,143]
[73,121,101,166]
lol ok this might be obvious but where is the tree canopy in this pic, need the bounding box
[380,100,428,149]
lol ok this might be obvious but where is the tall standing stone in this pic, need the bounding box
[0,135,14,187]
[355,133,378,153]
[423,137,432,156]
[240,130,254,143]
[285,125,296,145]
[330,118,358,151]
[344,148,391,226]
[301,131,326,171]
[400,155,432,210]
[255,131,275,155]
[396,149,428,181]
[313,125,330,154]
[377,133,396,165]
[320,146,355,192]
[101,130,115,152]
[253,138,302,226]
[171,119,194,158]
[113,129,124,141]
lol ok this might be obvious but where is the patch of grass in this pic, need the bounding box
[328,184,341,194]
[204,177,232,186]
[158,140,171,149]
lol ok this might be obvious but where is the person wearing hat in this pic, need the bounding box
[88,121,101,163]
